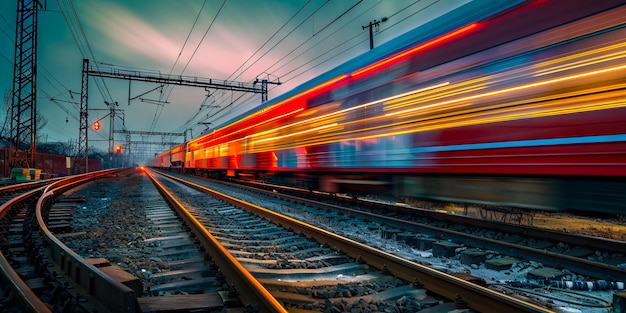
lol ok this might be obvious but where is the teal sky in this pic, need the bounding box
[0,0,471,154]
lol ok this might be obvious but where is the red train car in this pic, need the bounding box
[153,0,626,214]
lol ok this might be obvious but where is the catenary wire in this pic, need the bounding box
[226,0,427,118]
[169,0,208,75]
[67,0,115,104]
[211,0,359,125]
[173,0,313,133]
[154,0,227,131]
[280,0,432,82]
[269,0,373,75]
[226,0,313,81]
[213,0,377,117]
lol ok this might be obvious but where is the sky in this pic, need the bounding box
[0,0,472,159]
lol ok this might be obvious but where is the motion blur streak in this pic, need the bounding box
[533,42,626,76]
[153,0,626,214]
[248,81,451,141]
[386,63,626,117]
[191,108,305,149]
[253,123,339,144]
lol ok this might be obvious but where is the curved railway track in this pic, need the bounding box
[0,171,120,312]
[1,167,620,312]
[1,169,276,313]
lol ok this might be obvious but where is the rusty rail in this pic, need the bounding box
[155,170,553,313]
[36,169,136,313]
[0,187,52,313]
[145,169,288,313]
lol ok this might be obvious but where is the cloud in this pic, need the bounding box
[79,1,282,82]
[83,2,184,67]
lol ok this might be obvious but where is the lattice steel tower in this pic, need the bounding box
[10,0,41,168]
[76,58,89,173]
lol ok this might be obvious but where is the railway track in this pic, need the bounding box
[1,169,260,313]
[2,167,621,312]
[0,170,256,312]
[0,170,120,313]
[149,172,454,312]
[40,168,480,312]
[145,169,556,313]
[155,170,625,312]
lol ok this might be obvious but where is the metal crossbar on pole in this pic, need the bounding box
[87,62,265,94]
[78,59,276,172]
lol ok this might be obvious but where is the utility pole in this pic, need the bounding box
[104,100,120,167]
[91,104,124,169]
[254,73,281,103]
[362,17,388,50]
[76,59,90,173]
[125,132,131,167]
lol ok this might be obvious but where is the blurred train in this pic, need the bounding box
[152,0,626,215]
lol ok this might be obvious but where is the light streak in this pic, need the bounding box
[249,82,450,139]
[386,64,626,117]
[385,83,486,111]
[190,108,304,147]
[533,41,626,75]
[253,123,339,144]
[244,87,626,154]
[534,44,626,77]
[188,75,346,147]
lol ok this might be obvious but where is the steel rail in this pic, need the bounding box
[156,170,553,313]
[36,169,136,313]
[0,178,62,199]
[246,180,626,253]
[0,186,53,313]
[144,169,288,313]
[0,174,90,313]
[225,178,626,281]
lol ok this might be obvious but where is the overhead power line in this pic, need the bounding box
[169,0,208,75]
[180,0,227,75]
[156,0,226,131]
[268,0,374,76]
[226,0,313,82]
[222,0,373,114]
[224,0,429,118]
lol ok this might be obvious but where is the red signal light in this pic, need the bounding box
[94,121,100,130]
[115,145,122,153]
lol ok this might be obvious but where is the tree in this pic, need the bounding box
[1,89,11,146]
[1,87,48,149]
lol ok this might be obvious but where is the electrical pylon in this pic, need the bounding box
[10,0,42,170]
